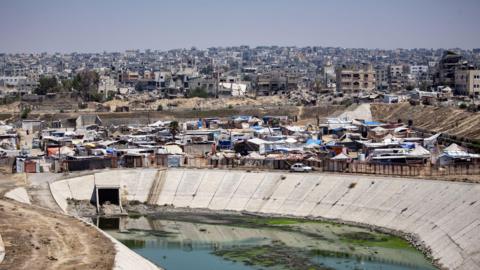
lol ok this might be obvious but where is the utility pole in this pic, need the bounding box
[214,58,219,99]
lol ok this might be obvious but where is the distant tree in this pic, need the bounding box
[188,87,208,98]
[340,99,353,107]
[73,70,100,101]
[157,104,163,111]
[419,81,431,91]
[104,91,115,101]
[34,76,59,95]
[169,121,179,141]
[61,79,74,91]
[88,93,103,102]
[459,103,467,109]
[135,81,147,92]
[20,107,31,119]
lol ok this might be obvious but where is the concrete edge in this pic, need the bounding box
[97,228,161,270]
[3,183,159,270]
[0,233,5,265]
[48,181,68,213]
[4,187,31,205]
[77,218,161,270]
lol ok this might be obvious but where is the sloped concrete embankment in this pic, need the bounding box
[0,233,4,265]
[49,169,161,270]
[50,168,480,270]
[95,224,159,270]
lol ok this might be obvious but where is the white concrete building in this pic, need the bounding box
[98,75,117,98]
[455,69,480,96]
[409,65,428,76]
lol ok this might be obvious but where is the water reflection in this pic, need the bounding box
[96,215,436,270]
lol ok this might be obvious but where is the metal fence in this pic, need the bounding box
[305,159,480,178]
[206,157,480,178]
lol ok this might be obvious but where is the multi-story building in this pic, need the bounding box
[455,69,480,96]
[188,77,216,95]
[98,75,117,98]
[436,51,463,87]
[389,65,404,91]
[322,60,336,89]
[336,65,376,93]
[410,65,429,77]
[375,66,388,91]
[390,65,403,78]
[118,71,140,84]
[255,72,298,96]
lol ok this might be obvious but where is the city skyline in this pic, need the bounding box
[1,0,480,53]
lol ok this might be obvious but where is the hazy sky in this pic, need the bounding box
[1,0,479,53]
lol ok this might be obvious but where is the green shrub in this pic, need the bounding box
[189,87,208,98]
[20,107,31,119]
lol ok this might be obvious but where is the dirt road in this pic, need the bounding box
[0,199,115,270]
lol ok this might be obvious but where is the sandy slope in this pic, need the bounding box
[371,103,480,140]
[0,199,115,270]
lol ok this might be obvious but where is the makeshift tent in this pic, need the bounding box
[331,153,352,160]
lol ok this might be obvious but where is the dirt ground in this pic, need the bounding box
[371,103,480,141]
[104,95,286,112]
[0,199,115,270]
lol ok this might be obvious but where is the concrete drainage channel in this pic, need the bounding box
[47,168,480,270]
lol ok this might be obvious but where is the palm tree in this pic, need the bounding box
[169,121,179,141]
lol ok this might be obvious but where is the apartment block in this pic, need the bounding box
[336,66,376,93]
[455,69,480,96]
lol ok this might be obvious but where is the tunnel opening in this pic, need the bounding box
[97,188,120,206]
[95,185,124,215]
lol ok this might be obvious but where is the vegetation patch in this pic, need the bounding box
[213,243,334,270]
[339,231,414,250]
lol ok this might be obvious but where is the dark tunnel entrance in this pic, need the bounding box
[97,188,120,206]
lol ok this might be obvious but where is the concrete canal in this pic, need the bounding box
[50,169,480,269]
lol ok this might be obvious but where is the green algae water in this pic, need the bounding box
[96,213,436,270]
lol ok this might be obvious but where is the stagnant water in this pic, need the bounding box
[96,213,436,270]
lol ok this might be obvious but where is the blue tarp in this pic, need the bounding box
[364,121,383,126]
[52,132,65,137]
[306,139,322,145]
[218,140,232,149]
[401,143,415,149]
